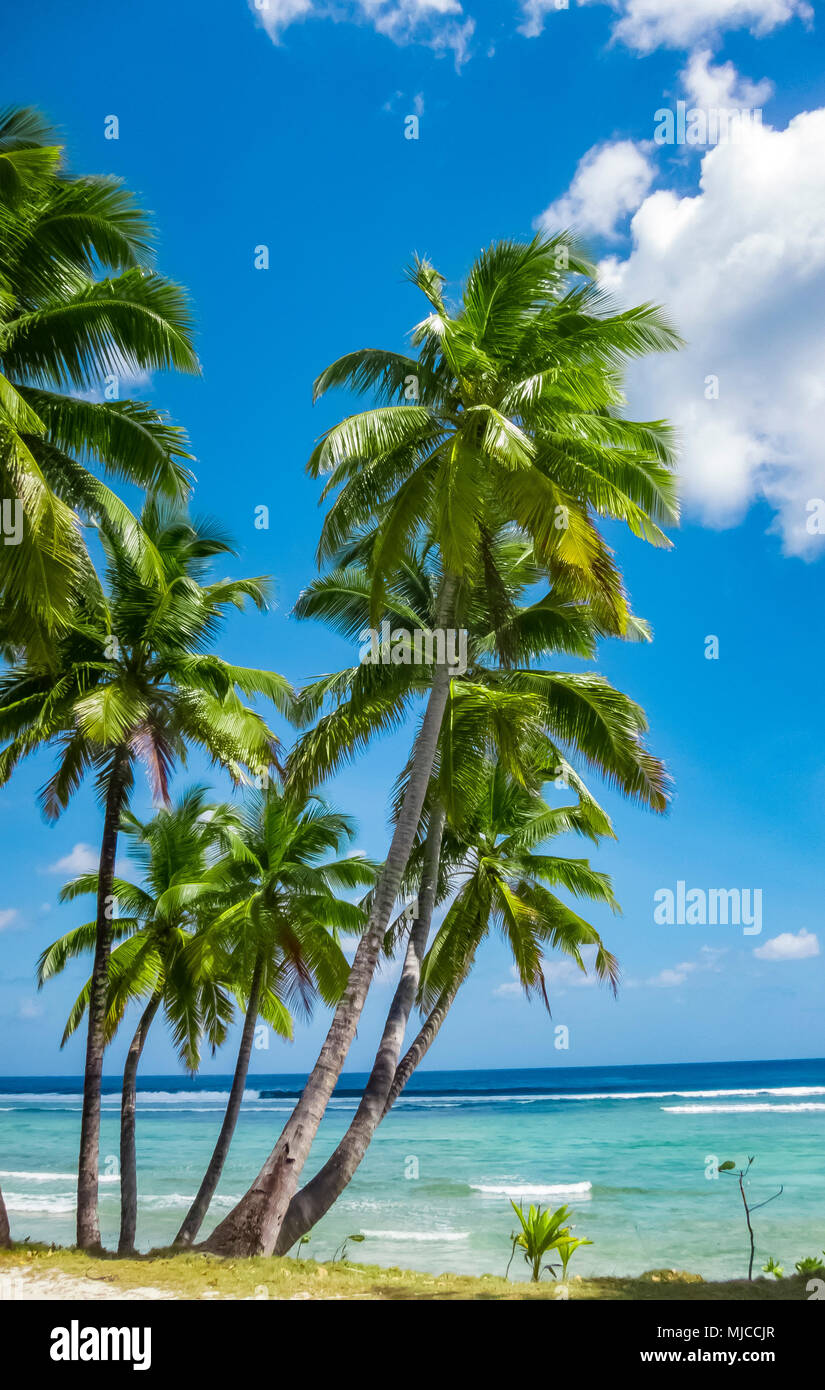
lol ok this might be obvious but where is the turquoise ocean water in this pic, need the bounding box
[1,1058,823,1282]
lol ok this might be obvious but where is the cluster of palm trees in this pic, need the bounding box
[0,105,681,1258]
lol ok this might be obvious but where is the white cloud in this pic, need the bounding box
[0,909,19,932]
[596,108,825,555]
[250,0,314,32]
[754,928,820,961]
[517,0,556,36]
[521,1,812,51]
[537,140,655,240]
[17,998,44,1021]
[251,0,474,65]
[495,946,604,996]
[649,965,692,987]
[603,0,812,52]
[644,946,726,987]
[545,946,602,988]
[47,843,98,875]
[681,49,773,109]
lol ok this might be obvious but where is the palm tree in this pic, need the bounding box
[417,758,620,1006]
[276,751,620,1251]
[262,528,661,1247]
[0,500,292,1249]
[385,747,621,1113]
[208,389,672,1262]
[173,782,377,1247]
[0,105,198,648]
[38,787,243,1252]
[204,234,679,1256]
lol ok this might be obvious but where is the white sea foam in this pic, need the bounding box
[123,1090,259,1104]
[664,1102,825,1114]
[3,1188,239,1213]
[4,1193,76,1214]
[137,1192,241,1209]
[3,1084,822,1110]
[396,1086,825,1106]
[137,1090,260,1103]
[0,1169,118,1183]
[471,1181,592,1198]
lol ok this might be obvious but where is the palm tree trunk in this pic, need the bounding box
[274,802,446,1255]
[118,991,162,1254]
[202,579,458,1257]
[384,972,465,1113]
[0,1183,10,1248]
[76,744,131,1251]
[174,954,264,1248]
[277,952,467,1254]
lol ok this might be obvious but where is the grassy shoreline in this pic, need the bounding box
[0,1244,810,1300]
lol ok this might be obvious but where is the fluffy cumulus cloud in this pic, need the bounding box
[520,0,813,51]
[536,141,655,240]
[0,908,19,932]
[594,109,825,555]
[251,0,474,64]
[495,946,603,996]
[648,965,693,987]
[251,0,314,32]
[644,946,726,988]
[46,843,99,875]
[256,0,809,67]
[518,0,564,36]
[754,928,820,961]
[681,49,773,109]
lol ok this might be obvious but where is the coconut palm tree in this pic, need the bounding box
[38,787,243,1251]
[418,759,620,1005]
[0,105,198,649]
[262,528,659,1243]
[173,782,377,1247]
[0,500,292,1249]
[206,386,675,1267]
[205,237,679,1256]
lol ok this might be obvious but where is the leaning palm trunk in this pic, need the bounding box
[77,746,131,1251]
[202,594,456,1256]
[174,955,264,1248]
[385,970,466,1113]
[274,802,446,1255]
[0,1183,10,1247]
[118,991,162,1254]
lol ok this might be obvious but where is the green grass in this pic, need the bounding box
[0,1244,814,1300]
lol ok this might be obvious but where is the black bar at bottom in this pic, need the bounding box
[2,1291,818,1378]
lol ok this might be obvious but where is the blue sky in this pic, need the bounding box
[2,0,824,1075]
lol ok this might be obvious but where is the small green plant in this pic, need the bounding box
[761,1258,784,1279]
[332,1233,366,1263]
[295,1234,311,1260]
[794,1255,825,1275]
[718,1157,783,1281]
[553,1233,593,1282]
[506,1202,591,1283]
